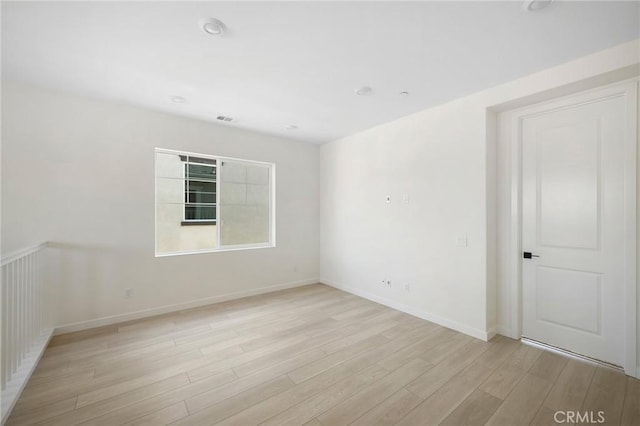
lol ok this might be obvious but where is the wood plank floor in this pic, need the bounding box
[7,284,639,425]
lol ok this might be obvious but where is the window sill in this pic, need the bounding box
[155,243,275,257]
[181,221,216,226]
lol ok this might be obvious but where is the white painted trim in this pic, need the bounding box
[1,242,48,266]
[494,325,516,339]
[155,147,273,167]
[1,328,54,425]
[54,278,318,335]
[321,279,493,341]
[486,327,499,341]
[154,243,275,258]
[622,81,638,378]
[501,79,638,377]
[521,337,625,373]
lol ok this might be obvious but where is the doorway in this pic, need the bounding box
[498,80,637,376]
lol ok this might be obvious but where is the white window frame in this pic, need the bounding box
[155,147,276,257]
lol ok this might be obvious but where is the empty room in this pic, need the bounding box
[1,1,639,425]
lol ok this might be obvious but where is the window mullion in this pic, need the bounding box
[184,159,189,221]
[216,158,221,248]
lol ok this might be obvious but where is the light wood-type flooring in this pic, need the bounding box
[7,284,639,425]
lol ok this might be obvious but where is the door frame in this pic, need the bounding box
[500,79,638,376]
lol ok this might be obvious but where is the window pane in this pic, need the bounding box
[156,177,184,204]
[220,161,271,246]
[187,181,216,204]
[182,155,216,166]
[185,205,216,220]
[156,203,216,253]
[156,150,218,255]
[187,164,216,181]
[156,152,184,178]
[156,202,183,253]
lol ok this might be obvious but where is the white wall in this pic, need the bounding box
[320,88,491,339]
[2,40,639,372]
[319,40,640,343]
[1,81,319,330]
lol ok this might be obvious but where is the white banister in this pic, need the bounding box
[1,242,53,424]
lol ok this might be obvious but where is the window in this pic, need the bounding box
[155,148,275,256]
[183,158,216,225]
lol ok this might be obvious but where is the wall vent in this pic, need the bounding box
[216,115,233,122]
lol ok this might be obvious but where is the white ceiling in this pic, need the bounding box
[2,1,639,144]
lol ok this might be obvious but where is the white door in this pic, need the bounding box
[521,83,635,367]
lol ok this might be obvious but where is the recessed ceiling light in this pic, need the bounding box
[200,18,226,36]
[355,86,373,96]
[400,91,409,96]
[522,0,554,12]
[171,96,186,103]
[285,125,298,130]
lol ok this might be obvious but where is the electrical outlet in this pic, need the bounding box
[381,278,387,286]
[385,195,391,204]
[386,280,391,287]
[124,288,133,298]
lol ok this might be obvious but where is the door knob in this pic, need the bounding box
[523,252,540,259]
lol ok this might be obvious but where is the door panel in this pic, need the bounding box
[538,120,600,250]
[536,266,601,334]
[521,92,626,366]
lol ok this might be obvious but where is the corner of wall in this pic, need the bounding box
[486,109,499,333]
[322,279,494,341]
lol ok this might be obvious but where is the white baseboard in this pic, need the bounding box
[54,278,319,335]
[493,325,516,339]
[321,279,492,341]
[486,326,499,341]
[1,328,54,425]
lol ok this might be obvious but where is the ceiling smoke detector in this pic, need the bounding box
[201,18,226,36]
[216,115,233,122]
[523,0,554,12]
